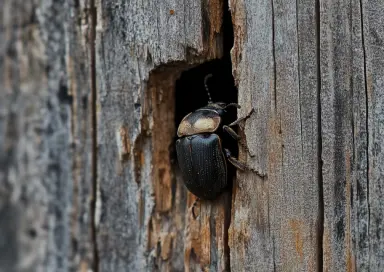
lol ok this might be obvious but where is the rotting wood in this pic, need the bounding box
[2,0,384,271]
[94,0,230,270]
[67,0,97,270]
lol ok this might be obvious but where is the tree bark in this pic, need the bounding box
[1,0,384,271]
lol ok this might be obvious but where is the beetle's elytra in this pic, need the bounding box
[176,74,249,202]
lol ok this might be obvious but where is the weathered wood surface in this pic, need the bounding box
[320,0,363,270]
[94,0,229,271]
[229,0,384,271]
[360,0,384,270]
[229,0,320,270]
[0,0,94,271]
[320,0,384,270]
[1,0,384,271]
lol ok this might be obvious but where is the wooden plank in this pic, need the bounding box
[363,0,384,270]
[229,0,275,269]
[229,0,320,270]
[320,0,368,270]
[94,0,229,270]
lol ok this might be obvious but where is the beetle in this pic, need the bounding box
[176,74,254,216]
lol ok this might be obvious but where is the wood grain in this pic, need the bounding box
[319,0,371,270]
[0,0,73,270]
[66,0,96,270]
[363,0,384,270]
[320,0,355,270]
[229,0,320,271]
[94,0,229,270]
[0,0,95,271]
[2,0,384,271]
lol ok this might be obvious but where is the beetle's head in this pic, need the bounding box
[202,102,229,118]
[206,102,227,109]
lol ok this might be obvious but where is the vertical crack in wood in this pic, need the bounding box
[359,0,370,247]
[270,0,278,266]
[224,194,232,271]
[89,0,99,271]
[271,0,277,112]
[209,214,218,269]
[295,0,304,155]
[272,236,277,272]
[315,0,324,270]
[223,0,234,270]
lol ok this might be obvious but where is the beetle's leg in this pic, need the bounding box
[223,125,251,155]
[228,108,255,127]
[190,198,200,219]
[225,108,255,156]
[224,103,241,110]
[224,148,267,178]
[223,125,240,140]
[224,148,247,171]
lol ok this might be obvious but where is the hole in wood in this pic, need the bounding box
[174,0,236,201]
[174,58,239,194]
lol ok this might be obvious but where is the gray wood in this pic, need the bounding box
[363,0,384,270]
[2,0,384,271]
[0,0,95,271]
[0,0,73,271]
[94,0,228,271]
[229,0,320,270]
[319,0,356,270]
[319,0,376,271]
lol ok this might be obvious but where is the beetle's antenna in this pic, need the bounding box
[204,74,213,103]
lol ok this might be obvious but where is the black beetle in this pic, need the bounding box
[176,74,254,215]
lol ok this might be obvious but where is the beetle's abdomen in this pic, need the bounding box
[176,134,227,199]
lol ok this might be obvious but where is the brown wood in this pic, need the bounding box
[94,0,229,270]
[1,0,384,271]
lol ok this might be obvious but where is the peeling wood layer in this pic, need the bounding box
[94,0,227,270]
[2,0,384,271]
[184,192,231,272]
[229,0,247,85]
